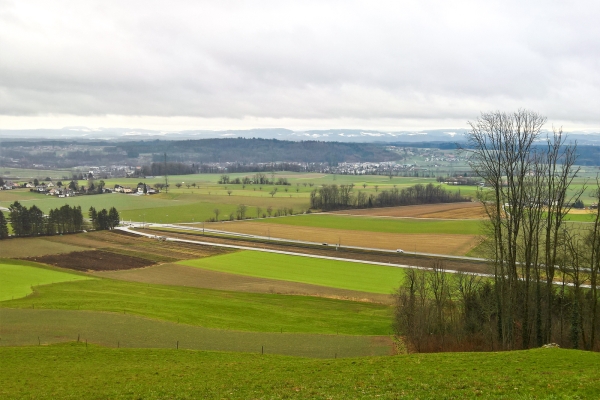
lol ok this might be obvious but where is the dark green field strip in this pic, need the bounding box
[1,344,598,399]
[0,309,389,359]
[256,214,483,234]
[1,279,392,335]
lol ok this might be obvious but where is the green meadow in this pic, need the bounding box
[0,260,91,301]
[0,172,481,224]
[1,344,598,399]
[179,251,405,294]
[1,279,391,335]
[0,309,388,358]
[255,214,483,235]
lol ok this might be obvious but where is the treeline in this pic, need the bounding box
[6,202,84,237]
[309,183,469,211]
[140,162,197,176]
[217,174,294,186]
[88,207,120,231]
[119,138,397,163]
[392,110,600,353]
[0,202,121,239]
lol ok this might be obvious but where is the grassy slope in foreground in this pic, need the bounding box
[179,251,404,294]
[0,260,91,301]
[1,345,598,399]
[1,279,391,335]
[0,309,389,358]
[256,214,482,234]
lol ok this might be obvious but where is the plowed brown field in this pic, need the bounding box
[97,263,393,304]
[330,202,486,219]
[25,250,155,271]
[203,221,480,256]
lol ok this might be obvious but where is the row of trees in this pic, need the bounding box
[309,183,469,211]
[6,201,85,237]
[0,201,122,239]
[208,205,301,222]
[218,174,293,186]
[88,207,120,230]
[394,110,600,352]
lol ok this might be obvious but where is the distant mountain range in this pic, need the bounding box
[1,127,600,145]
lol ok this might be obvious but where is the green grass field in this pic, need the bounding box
[0,309,389,358]
[255,214,483,235]
[179,251,405,294]
[1,279,391,335]
[0,172,481,224]
[1,344,598,399]
[0,260,91,301]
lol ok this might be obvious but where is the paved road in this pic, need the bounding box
[129,221,487,262]
[119,223,594,288]
[118,225,494,278]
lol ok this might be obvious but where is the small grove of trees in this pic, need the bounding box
[394,110,600,352]
[7,201,85,237]
[310,183,469,211]
[88,207,120,230]
[394,265,497,353]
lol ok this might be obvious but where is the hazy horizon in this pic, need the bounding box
[1,1,599,133]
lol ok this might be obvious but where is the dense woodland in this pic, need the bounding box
[394,110,600,352]
[0,202,119,238]
[309,183,469,211]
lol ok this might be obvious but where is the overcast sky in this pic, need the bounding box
[1,0,599,132]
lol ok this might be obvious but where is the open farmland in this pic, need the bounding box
[0,260,91,301]
[179,251,406,294]
[0,309,390,358]
[0,172,481,224]
[0,230,233,260]
[252,214,482,234]
[202,219,481,255]
[1,345,598,399]
[1,279,392,335]
[26,250,156,271]
[333,201,486,219]
[98,263,392,303]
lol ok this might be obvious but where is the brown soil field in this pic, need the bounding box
[0,237,88,259]
[330,202,486,219]
[97,263,393,304]
[25,250,156,271]
[2,230,234,261]
[202,221,480,256]
[144,229,492,275]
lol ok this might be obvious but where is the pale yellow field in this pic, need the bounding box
[204,221,481,256]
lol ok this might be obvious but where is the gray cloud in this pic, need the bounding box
[1,0,599,129]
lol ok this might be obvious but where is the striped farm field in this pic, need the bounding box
[0,260,92,301]
[0,309,390,358]
[332,202,487,219]
[178,251,406,294]
[252,214,482,234]
[203,221,481,255]
[1,279,391,335]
